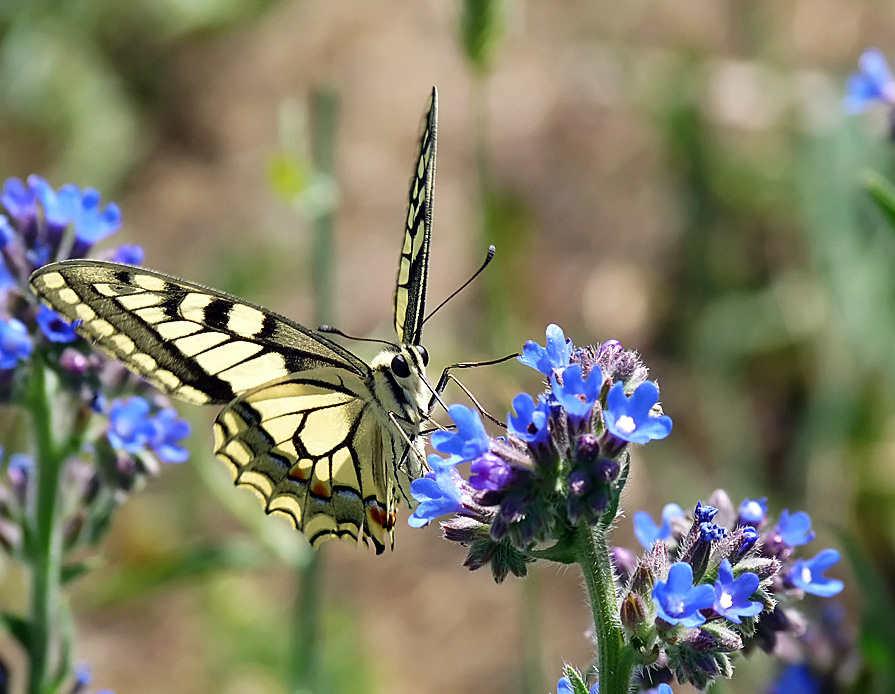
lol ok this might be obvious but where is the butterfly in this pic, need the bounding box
[30,87,441,553]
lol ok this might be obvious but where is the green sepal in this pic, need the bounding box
[563,665,592,694]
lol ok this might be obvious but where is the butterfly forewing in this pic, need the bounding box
[29,261,368,404]
[393,86,437,347]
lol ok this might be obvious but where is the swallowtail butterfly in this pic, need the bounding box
[30,88,442,553]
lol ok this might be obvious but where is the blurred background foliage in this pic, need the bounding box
[2,1,895,693]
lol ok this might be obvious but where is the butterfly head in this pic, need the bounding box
[371,343,430,412]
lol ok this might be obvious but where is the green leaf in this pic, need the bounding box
[62,557,104,585]
[862,169,895,232]
[0,611,31,650]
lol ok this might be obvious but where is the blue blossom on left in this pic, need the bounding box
[0,174,191,693]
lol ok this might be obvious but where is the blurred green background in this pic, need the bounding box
[2,1,895,693]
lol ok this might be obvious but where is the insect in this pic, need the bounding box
[30,87,444,553]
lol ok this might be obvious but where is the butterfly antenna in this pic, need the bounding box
[422,244,495,325]
[317,325,395,348]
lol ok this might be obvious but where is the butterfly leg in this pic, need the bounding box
[427,352,519,426]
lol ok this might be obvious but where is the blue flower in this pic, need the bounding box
[508,393,550,446]
[738,497,768,526]
[845,49,895,113]
[712,558,763,624]
[35,305,80,343]
[644,686,674,694]
[694,501,718,524]
[1,177,38,225]
[603,381,672,444]
[551,363,602,422]
[519,323,573,376]
[31,177,121,247]
[768,664,820,694]
[107,397,155,453]
[111,244,145,265]
[652,561,715,628]
[147,408,191,463]
[409,454,464,527]
[469,452,515,492]
[777,509,815,547]
[0,317,33,368]
[73,663,91,690]
[789,549,844,597]
[431,404,490,462]
[0,216,14,248]
[633,503,684,549]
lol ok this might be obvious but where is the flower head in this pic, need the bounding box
[1,177,39,227]
[518,323,572,376]
[111,244,145,265]
[409,454,464,527]
[634,503,684,550]
[550,363,602,422]
[469,452,516,492]
[31,177,121,245]
[36,305,80,343]
[789,549,844,597]
[431,404,489,462]
[508,392,551,446]
[652,561,715,628]
[768,664,821,694]
[738,497,768,526]
[147,408,191,463]
[712,558,763,624]
[776,509,815,547]
[845,49,895,113]
[0,317,33,368]
[107,397,155,454]
[603,381,672,444]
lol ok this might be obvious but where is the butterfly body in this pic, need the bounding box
[30,88,440,553]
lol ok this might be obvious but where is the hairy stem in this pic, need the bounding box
[575,521,635,694]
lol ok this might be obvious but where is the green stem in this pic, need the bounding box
[27,358,65,694]
[287,85,341,694]
[289,550,321,693]
[575,521,635,694]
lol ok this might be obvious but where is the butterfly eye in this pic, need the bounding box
[391,354,411,378]
[416,345,429,366]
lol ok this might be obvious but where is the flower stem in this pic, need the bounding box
[575,521,635,694]
[27,358,65,694]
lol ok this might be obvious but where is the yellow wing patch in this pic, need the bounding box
[213,370,400,553]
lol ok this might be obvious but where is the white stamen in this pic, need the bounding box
[719,592,733,610]
[616,415,636,435]
[800,566,813,584]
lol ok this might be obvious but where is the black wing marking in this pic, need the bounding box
[30,260,369,405]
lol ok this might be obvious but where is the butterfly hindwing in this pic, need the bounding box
[394,86,437,347]
[29,260,368,405]
[213,370,399,552]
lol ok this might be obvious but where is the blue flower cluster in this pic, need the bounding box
[409,325,672,580]
[620,492,843,690]
[0,175,134,373]
[0,175,189,546]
